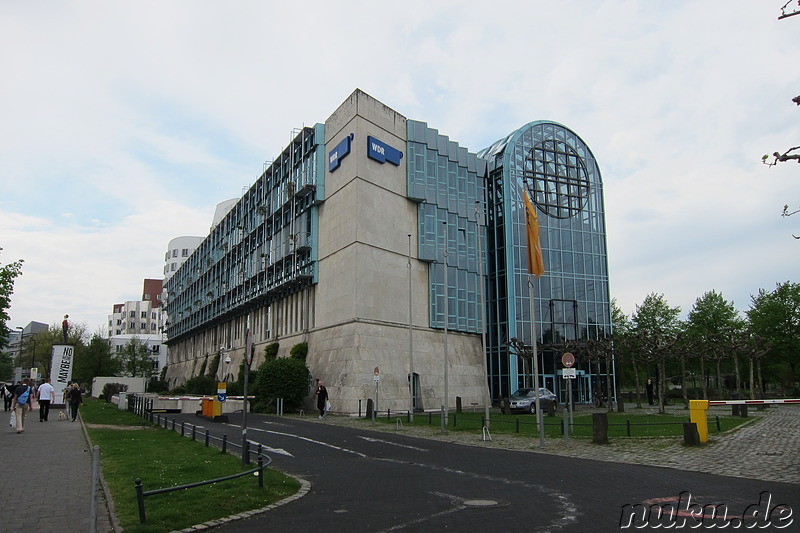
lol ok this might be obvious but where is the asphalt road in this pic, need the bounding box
[167,412,800,532]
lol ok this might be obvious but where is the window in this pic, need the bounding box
[182,248,189,257]
[172,250,178,258]
[141,323,146,330]
[129,311,135,318]
[141,312,147,318]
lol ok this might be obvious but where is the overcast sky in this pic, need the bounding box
[1,1,798,335]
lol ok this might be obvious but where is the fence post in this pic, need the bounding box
[258,456,264,488]
[626,419,631,437]
[244,440,251,465]
[135,478,146,524]
[205,429,210,447]
[192,425,196,441]
[222,434,227,454]
[181,421,185,437]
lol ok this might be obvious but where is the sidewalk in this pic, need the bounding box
[0,405,115,532]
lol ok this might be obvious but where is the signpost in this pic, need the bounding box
[562,353,575,432]
[374,366,380,413]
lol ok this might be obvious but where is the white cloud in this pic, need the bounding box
[1,0,798,331]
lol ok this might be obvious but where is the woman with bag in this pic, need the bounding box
[11,378,32,433]
[67,382,83,422]
[315,380,329,419]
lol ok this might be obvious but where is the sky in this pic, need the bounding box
[1,1,798,335]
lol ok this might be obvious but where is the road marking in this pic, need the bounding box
[263,429,367,457]
[243,428,294,456]
[358,436,428,451]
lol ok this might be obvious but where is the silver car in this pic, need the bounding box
[504,387,558,414]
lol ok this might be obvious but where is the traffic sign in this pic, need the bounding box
[561,352,575,368]
[562,368,577,379]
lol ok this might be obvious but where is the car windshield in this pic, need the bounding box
[511,388,552,398]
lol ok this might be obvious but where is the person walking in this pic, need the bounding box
[315,380,329,419]
[646,378,655,406]
[2,382,13,411]
[37,378,55,422]
[11,378,33,433]
[66,383,83,422]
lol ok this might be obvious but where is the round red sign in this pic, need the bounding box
[561,352,575,368]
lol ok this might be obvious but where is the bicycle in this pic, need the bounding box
[591,392,608,408]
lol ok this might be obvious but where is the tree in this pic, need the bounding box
[0,250,24,353]
[747,281,800,395]
[72,334,121,385]
[631,293,682,414]
[118,337,158,379]
[685,291,743,399]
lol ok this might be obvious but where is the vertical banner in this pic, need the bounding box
[51,344,74,403]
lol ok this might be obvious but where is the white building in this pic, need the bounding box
[108,333,167,375]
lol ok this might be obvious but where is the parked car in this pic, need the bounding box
[503,387,558,414]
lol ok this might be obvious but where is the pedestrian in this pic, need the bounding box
[2,382,13,411]
[646,378,655,406]
[37,378,55,422]
[315,380,329,419]
[66,382,83,422]
[11,378,33,433]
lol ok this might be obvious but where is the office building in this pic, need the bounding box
[164,89,611,412]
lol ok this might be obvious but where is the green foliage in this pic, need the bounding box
[74,334,122,385]
[101,382,128,402]
[147,378,169,393]
[181,374,216,395]
[119,336,158,379]
[252,357,309,412]
[748,281,800,391]
[0,251,24,353]
[264,342,279,362]
[290,342,308,360]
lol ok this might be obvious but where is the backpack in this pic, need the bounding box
[17,387,30,405]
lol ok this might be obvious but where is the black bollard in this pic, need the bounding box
[683,422,700,445]
[592,412,609,444]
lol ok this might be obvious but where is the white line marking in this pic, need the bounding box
[358,436,429,451]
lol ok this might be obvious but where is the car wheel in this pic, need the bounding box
[529,403,536,415]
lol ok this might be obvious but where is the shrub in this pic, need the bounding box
[290,342,308,360]
[101,383,128,403]
[264,342,279,362]
[182,375,216,395]
[252,357,309,412]
[147,379,169,394]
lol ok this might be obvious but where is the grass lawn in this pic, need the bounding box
[82,398,300,533]
[363,406,755,439]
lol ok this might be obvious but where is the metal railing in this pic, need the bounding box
[134,454,271,524]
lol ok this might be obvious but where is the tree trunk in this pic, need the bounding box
[680,355,688,408]
[657,359,667,415]
[716,359,723,398]
[733,355,741,398]
[632,356,642,408]
[749,357,756,400]
[700,355,707,400]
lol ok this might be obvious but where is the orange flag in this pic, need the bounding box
[523,188,545,277]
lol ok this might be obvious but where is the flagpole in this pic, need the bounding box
[442,220,449,429]
[408,234,414,422]
[529,276,545,449]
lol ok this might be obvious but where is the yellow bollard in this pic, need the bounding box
[689,400,710,443]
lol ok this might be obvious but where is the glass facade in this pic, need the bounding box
[479,121,611,402]
[164,124,325,344]
[407,120,487,334]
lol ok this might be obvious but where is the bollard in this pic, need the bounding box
[258,455,264,488]
[689,400,710,443]
[683,422,700,446]
[592,412,608,444]
[205,429,210,447]
[740,405,748,418]
[456,396,462,413]
[222,434,227,454]
[135,478,146,524]
[366,398,374,419]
